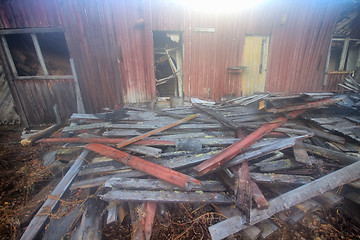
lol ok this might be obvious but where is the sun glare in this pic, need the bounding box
[179,0,268,12]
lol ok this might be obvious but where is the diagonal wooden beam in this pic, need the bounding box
[85,143,200,189]
[116,114,199,148]
[193,110,305,176]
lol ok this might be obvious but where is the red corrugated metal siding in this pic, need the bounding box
[0,0,344,113]
[324,72,348,91]
[14,79,76,125]
[266,1,340,93]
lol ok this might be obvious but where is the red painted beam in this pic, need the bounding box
[133,202,157,240]
[38,137,175,146]
[193,110,305,176]
[85,143,200,189]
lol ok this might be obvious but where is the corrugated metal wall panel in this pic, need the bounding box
[324,72,348,91]
[0,0,345,121]
[14,79,76,125]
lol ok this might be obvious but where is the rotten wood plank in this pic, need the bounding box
[250,173,313,185]
[38,138,175,146]
[257,159,303,172]
[250,180,269,209]
[20,150,90,240]
[193,110,306,176]
[208,158,360,240]
[105,178,226,192]
[85,143,200,189]
[132,202,157,240]
[235,162,252,221]
[292,125,345,144]
[101,190,234,204]
[304,143,360,165]
[293,140,312,166]
[124,145,162,157]
[21,123,63,146]
[192,103,239,130]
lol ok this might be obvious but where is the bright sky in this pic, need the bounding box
[179,0,268,12]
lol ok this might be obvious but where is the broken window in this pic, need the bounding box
[328,38,360,72]
[2,31,72,77]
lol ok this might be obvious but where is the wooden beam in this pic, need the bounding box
[304,143,360,165]
[193,110,305,176]
[250,173,313,185]
[38,137,175,146]
[70,58,85,114]
[192,103,239,130]
[250,180,269,209]
[20,150,90,240]
[105,178,226,192]
[85,143,200,189]
[132,202,157,240]
[116,114,199,148]
[235,162,252,221]
[293,125,345,144]
[21,123,63,146]
[208,159,360,240]
[293,140,312,166]
[101,190,234,204]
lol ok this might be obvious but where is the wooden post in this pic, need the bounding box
[31,34,48,76]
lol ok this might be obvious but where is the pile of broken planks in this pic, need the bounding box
[20,93,360,240]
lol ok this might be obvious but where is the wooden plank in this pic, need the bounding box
[101,190,234,204]
[105,178,226,192]
[85,143,200,189]
[220,137,301,170]
[21,123,63,146]
[250,173,313,185]
[192,103,239,130]
[116,114,199,148]
[31,34,48,76]
[266,97,345,113]
[257,159,303,172]
[250,180,269,209]
[235,162,252,221]
[293,140,312,166]
[70,58,85,114]
[193,110,306,176]
[20,150,90,240]
[106,202,118,224]
[124,145,162,157]
[132,202,157,240]
[208,159,360,240]
[293,125,345,144]
[39,138,175,146]
[42,206,81,240]
[304,143,360,165]
[257,219,278,239]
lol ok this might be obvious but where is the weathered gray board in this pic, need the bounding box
[0,64,19,124]
[20,150,90,240]
[101,190,234,204]
[208,159,360,240]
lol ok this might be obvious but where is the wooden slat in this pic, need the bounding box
[20,150,90,240]
[101,190,234,204]
[208,159,360,240]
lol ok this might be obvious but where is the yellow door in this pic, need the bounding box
[242,36,269,96]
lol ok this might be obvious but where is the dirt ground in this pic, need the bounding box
[0,125,359,240]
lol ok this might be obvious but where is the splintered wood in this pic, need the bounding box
[22,94,360,240]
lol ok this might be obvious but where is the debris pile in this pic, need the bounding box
[19,93,360,239]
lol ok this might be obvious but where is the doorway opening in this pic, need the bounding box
[153,31,183,99]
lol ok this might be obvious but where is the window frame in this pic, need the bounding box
[0,28,73,80]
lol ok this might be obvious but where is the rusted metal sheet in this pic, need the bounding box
[14,78,76,125]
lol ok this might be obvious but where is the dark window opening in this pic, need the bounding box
[4,32,71,77]
[328,40,344,72]
[6,34,43,76]
[37,32,72,75]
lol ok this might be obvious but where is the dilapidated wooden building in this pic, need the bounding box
[0,0,359,126]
